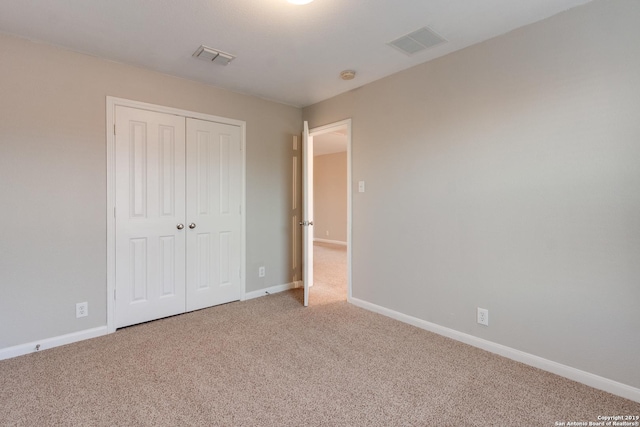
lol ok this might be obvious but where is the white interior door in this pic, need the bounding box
[185,118,243,311]
[115,106,186,328]
[302,121,314,306]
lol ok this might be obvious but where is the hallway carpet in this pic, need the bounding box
[311,241,348,304]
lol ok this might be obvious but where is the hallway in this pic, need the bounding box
[311,242,347,305]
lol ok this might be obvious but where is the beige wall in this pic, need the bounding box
[304,0,640,389]
[314,152,347,243]
[0,32,301,349]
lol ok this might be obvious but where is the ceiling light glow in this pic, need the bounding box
[288,0,313,4]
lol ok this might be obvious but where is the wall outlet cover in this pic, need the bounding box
[477,307,488,326]
[76,302,88,318]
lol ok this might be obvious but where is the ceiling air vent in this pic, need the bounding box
[388,26,447,56]
[193,45,235,65]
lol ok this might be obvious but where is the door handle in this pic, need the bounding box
[177,223,185,230]
[189,223,196,229]
[299,221,314,226]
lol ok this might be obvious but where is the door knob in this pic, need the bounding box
[309,221,314,226]
[189,223,196,229]
[177,223,184,230]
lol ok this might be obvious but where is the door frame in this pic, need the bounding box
[305,118,353,302]
[106,96,246,333]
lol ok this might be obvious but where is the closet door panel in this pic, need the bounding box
[114,106,186,328]
[186,118,242,311]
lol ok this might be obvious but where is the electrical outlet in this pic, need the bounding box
[258,266,265,278]
[76,302,88,318]
[477,307,488,326]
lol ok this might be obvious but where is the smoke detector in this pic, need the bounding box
[193,45,235,65]
[340,70,356,80]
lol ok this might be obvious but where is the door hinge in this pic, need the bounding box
[113,207,116,218]
[113,123,116,135]
[114,289,116,299]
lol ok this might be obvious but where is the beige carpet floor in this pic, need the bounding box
[1,243,638,426]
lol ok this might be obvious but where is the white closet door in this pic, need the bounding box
[185,118,243,311]
[115,106,186,328]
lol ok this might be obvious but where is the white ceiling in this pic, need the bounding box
[0,0,593,107]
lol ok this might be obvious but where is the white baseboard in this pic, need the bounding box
[0,326,109,361]
[349,297,640,403]
[314,238,347,246]
[2,284,302,360]
[243,281,299,300]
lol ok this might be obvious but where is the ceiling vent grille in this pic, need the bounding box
[388,27,447,56]
[193,45,235,65]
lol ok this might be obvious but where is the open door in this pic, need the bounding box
[301,121,313,306]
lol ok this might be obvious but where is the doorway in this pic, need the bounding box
[301,119,352,306]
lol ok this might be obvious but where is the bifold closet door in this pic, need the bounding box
[114,106,187,328]
[185,118,243,311]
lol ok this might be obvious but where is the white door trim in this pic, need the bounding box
[307,119,353,302]
[106,96,246,333]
